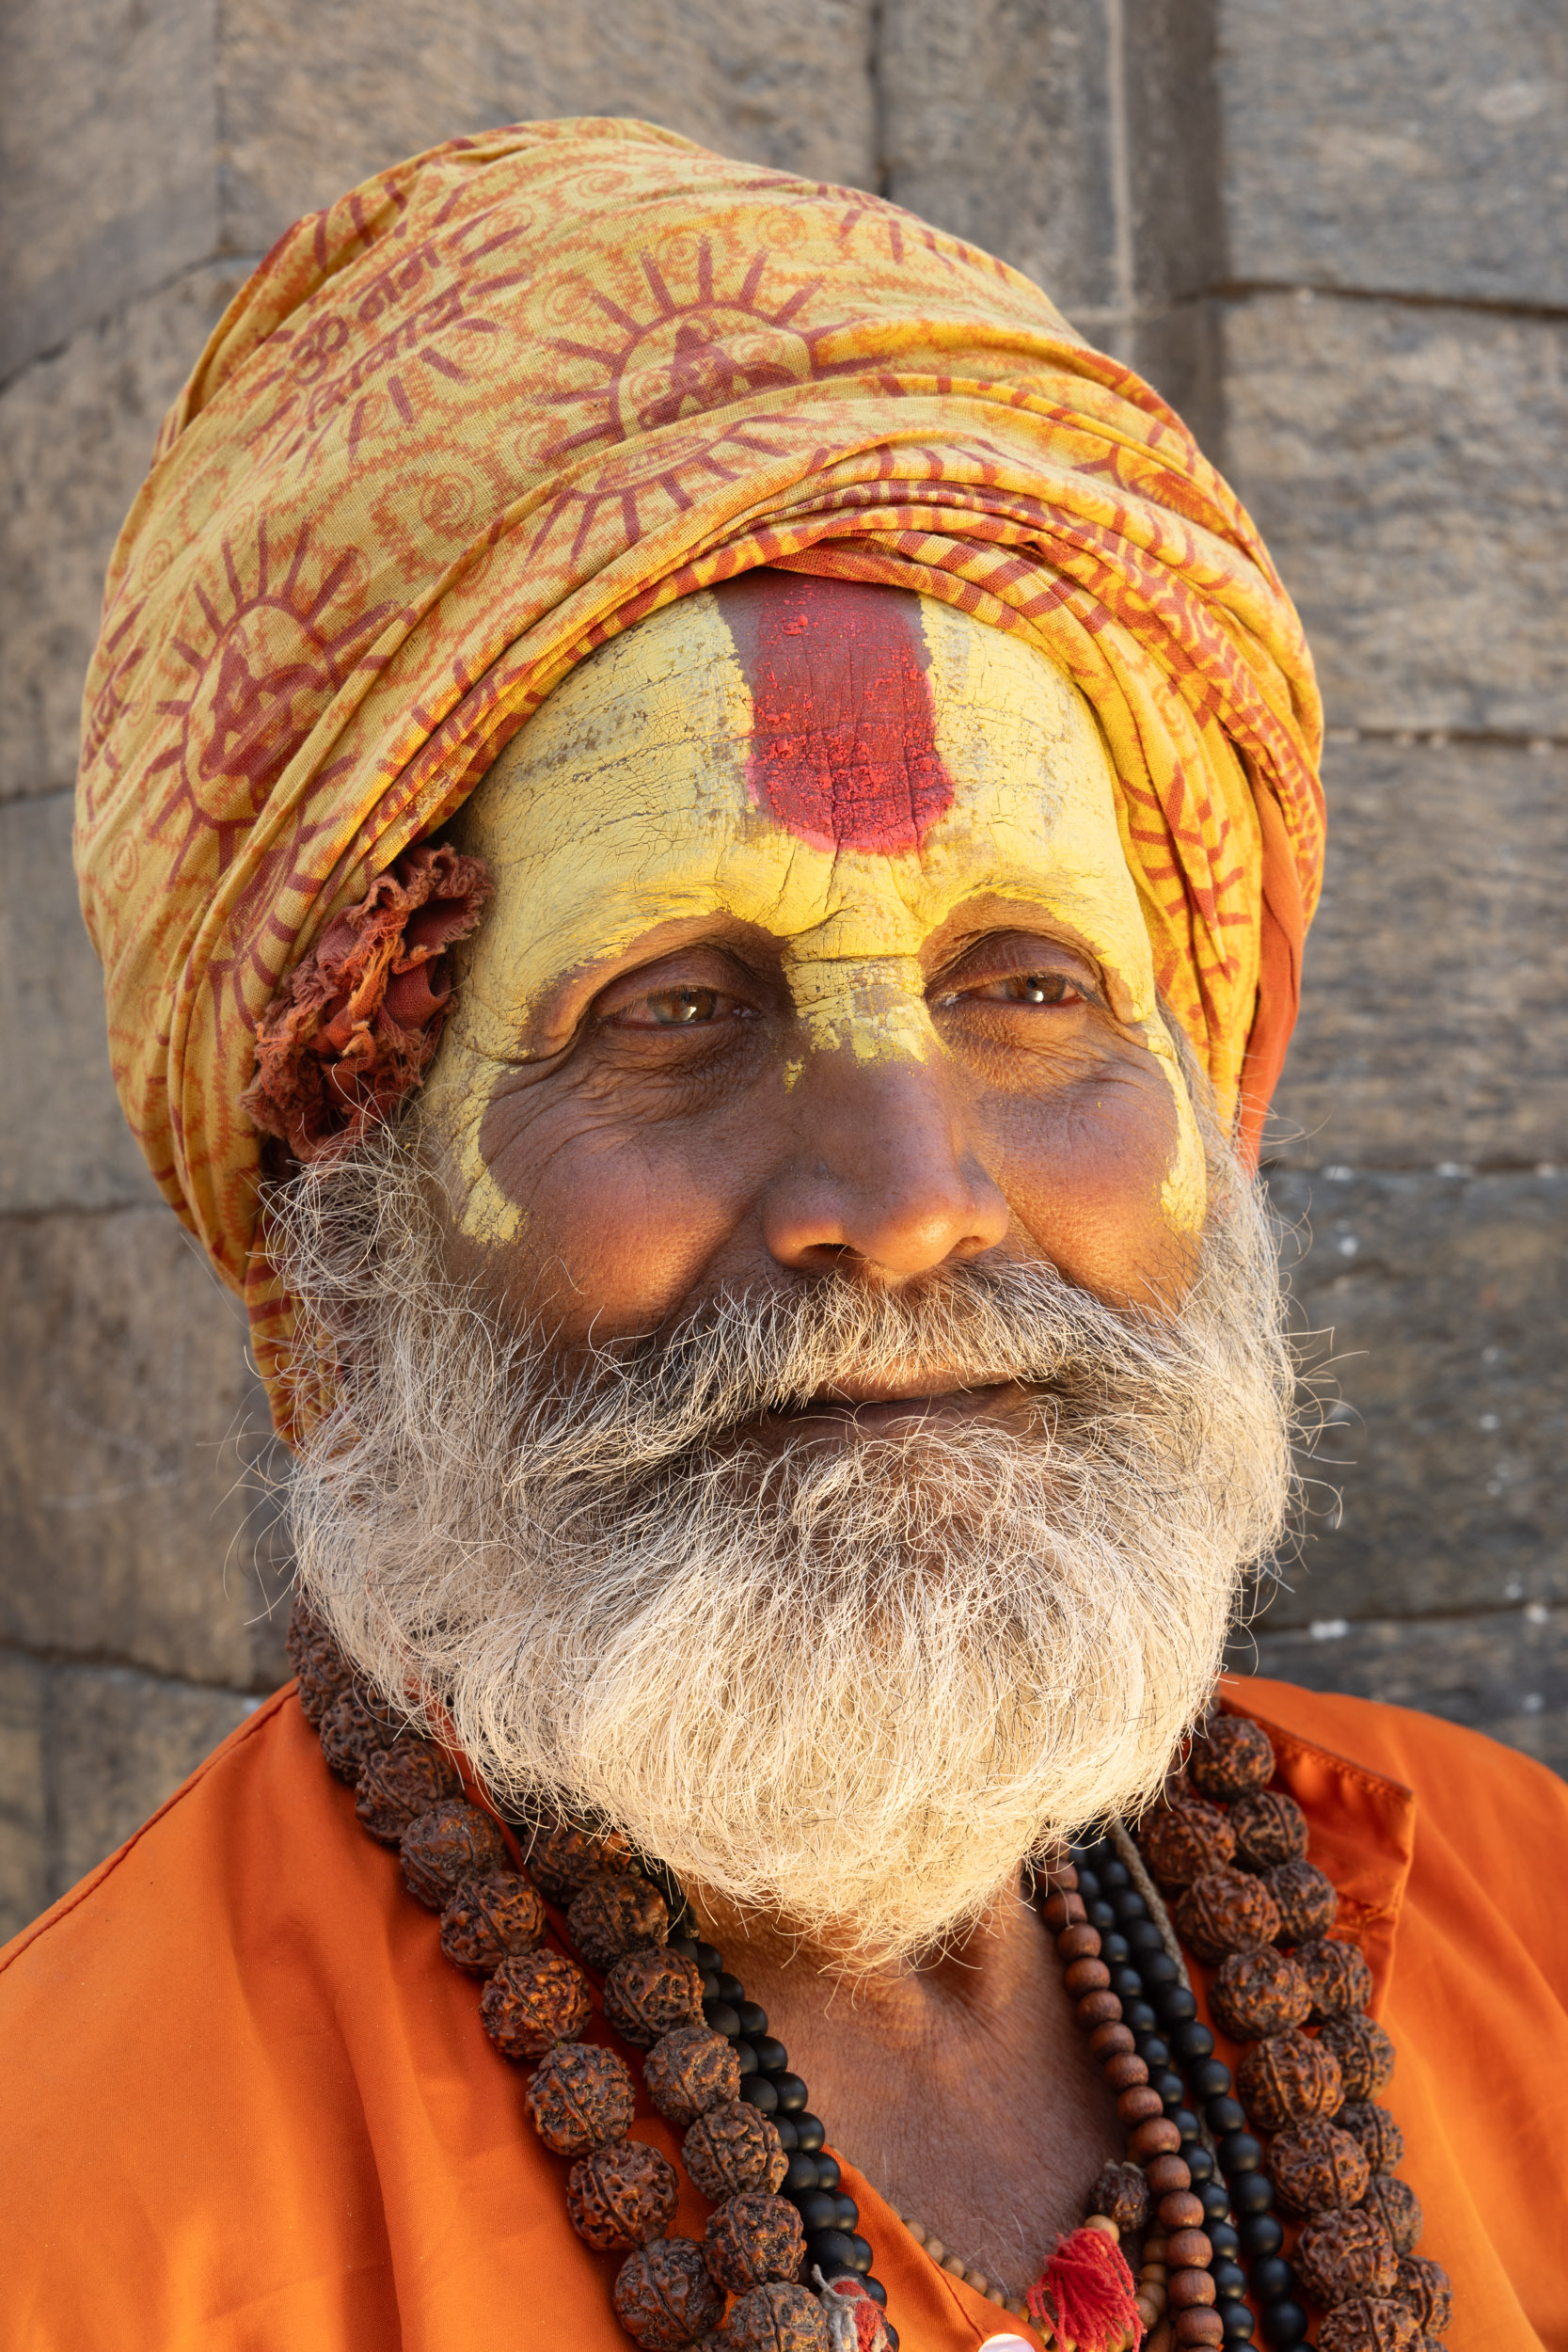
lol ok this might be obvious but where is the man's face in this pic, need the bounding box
[424,571,1208,1422]
[284,574,1289,1964]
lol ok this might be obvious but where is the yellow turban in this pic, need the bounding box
[74,117,1323,1421]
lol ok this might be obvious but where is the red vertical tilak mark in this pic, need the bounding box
[717,569,956,854]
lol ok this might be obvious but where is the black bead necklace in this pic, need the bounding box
[1070,1831,1275,2347]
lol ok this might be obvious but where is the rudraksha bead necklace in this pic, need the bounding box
[1107,1713,1452,2352]
[288,1610,1448,2352]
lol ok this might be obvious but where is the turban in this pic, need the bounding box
[74,117,1323,1423]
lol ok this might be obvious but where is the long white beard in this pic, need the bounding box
[273,1119,1293,1966]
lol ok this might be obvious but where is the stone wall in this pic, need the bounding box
[2,0,1563,1939]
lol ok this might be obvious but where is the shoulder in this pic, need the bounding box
[1222,1671,1568,1842]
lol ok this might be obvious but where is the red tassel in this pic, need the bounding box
[1025,2224,1142,2350]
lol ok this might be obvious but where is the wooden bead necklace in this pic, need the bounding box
[288,1610,1450,2352]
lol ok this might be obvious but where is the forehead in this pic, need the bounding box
[459,571,1148,983]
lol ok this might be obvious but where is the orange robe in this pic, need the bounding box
[0,1675,1562,2350]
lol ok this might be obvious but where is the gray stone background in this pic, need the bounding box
[3,0,1565,1941]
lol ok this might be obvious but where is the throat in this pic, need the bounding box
[687,1874,1124,2297]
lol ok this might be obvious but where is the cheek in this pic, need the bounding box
[986,1057,1201,1306]
[474,1087,766,1340]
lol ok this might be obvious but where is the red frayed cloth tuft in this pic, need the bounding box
[1026,2225,1142,2349]
[816,2268,893,2351]
[242,842,492,1162]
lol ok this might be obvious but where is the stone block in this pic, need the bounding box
[0,1206,292,1691]
[1242,1605,1567,1781]
[0,1651,48,1947]
[1254,1170,1568,1629]
[0,0,219,380]
[216,0,876,256]
[0,791,158,1213]
[50,1661,259,1900]
[1124,0,1224,310]
[1272,740,1568,1170]
[879,0,1117,318]
[1218,0,1568,308]
[0,262,245,802]
[1221,293,1568,735]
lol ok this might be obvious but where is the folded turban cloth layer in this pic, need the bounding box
[74,117,1323,1428]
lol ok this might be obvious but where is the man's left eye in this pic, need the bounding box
[940,971,1085,1009]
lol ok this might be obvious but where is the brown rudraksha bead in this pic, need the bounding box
[1337,2100,1405,2174]
[1189,1714,1275,1802]
[642,2025,742,2128]
[527,1820,635,1902]
[1086,2159,1148,2234]
[526,2041,637,2156]
[682,2099,788,2201]
[1174,1865,1282,1963]
[319,1682,403,1783]
[480,1947,591,2059]
[604,1947,704,2047]
[1318,2297,1420,2352]
[1297,1936,1374,2020]
[1294,2208,1400,2306]
[355,1741,461,1845]
[288,1607,353,1728]
[1140,1799,1237,1889]
[1394,2256,1452,2332]
[1230,1788,1309,1872]
[721,2281,833,2352]
[1265,1858,1339,1945]
[567,1868,668,1969]
[612,2236,727,2349]
[439,1871,547,1974]
[1171,2316,1225,2349]
[400,1798,510,1909]
[1238,2028,1344,2131]
[566,2137,679,2250]
[1270,2118,1371,2215]
[1211,1946,1311,2041]
[704,2191,807,2293]
[1360,2172,1422,2254]
[1320,2010,1397,2100]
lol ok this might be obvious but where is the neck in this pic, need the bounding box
[684,1867,1124,2294]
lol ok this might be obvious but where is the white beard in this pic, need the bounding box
[272,1117,1293,1967]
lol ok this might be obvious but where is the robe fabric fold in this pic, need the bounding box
[72,116,1323,1431]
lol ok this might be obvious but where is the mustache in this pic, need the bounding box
[492,1257,1196,1477]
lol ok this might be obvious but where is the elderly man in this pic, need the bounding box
[1,120,1560,2352]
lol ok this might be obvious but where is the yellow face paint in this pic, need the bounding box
[423,580,1207,1246]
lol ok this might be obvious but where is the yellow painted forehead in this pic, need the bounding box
[425,575,1206,1241]
[450,578,1158,1042]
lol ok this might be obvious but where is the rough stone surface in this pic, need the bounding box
[1246,1172,1568,1624]
[0,793,160,1211]
[1246,1607,1568,1779]
[1221,294,1568,735]
[880,0,1117,317]
[1218,0,1568,307]
[50,1660,259,1898]
[1270,743,1568,1170]
[215,1,876,257]
[0,1650,49,1943]
[0,1206,289,1687]
[0,0,220,380]
[0,264,245,803]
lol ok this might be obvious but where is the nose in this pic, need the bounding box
[761,1053,1010,1279]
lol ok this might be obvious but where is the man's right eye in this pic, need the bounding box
[607,987,744,1029]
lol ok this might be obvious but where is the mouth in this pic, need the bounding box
[760,1375,1034,1440]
